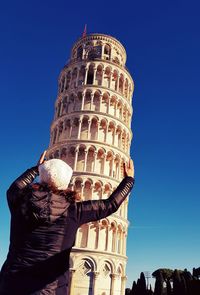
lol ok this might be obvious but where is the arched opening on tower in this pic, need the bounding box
[103,67,111,88]
[67,146,75,168]
[83,180,92,200]
[107,122,115,145]
[86,147,95,172]
[95,64,103,86]
[74,179,82,195]
[102,92,109,113]
[64,119,71,138]
[104,44,111,60]
[93,181,102,199]
[73,258,95,295]
[99,261,112,294]
[84,90,91,110]
[65,71,71,90]
[80,117,89,139]
[52,128,57,144]
[60,148,67,161]
[78,66,86,86]
[76,224,88,248]
[117,225,123,254]
[116,126,122,149]
[71,68,78,88]
[124,78,128,98]
[77,46,83,60]
[93,91,101,112]
[88,222,98,249]
[99,119,107,142]
[57,121,63,142]
[96,149,104,175]
[68,94,75,113]
[86,64,95,85]
[90,118,98,141]
[76,146,85,172]
[71,118,79,139]
[98,220,107,251]
[74,92,82,111]
[119,73,124,94]
[111,69,118,91]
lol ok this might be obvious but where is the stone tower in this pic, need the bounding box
[47,33,134,295]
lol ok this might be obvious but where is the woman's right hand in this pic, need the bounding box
[124,159,134,178]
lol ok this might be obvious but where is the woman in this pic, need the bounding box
[0,151,134,295]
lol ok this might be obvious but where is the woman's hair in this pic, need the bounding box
[31,183,82,203]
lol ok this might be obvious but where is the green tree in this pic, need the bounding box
[152,269,173,282]
[131,281,137,295]
[173,269,184,295]
[139,272,147,295]
[154,271,164,295]
[166,279,172,295]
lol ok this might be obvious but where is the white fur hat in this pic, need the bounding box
[38,159,73,190]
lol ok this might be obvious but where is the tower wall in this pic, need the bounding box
[47,33,134,295]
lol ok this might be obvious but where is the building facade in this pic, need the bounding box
[47,33,134,295]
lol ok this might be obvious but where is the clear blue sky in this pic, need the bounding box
[0,0,200,288]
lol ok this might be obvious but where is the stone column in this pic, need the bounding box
[84,67,89,85]
[119,131,123,149]
[114,100,117,117]
[90,93,94,110]
[59,100,63,116]
[110,156,114,178]
[55,126,59,143]
[102,154,106,175]
[63,75,67,91]
[110,273,118,295]
[99,94,102,112]
[87,120,92,140]
[116,74,119,92]
[123,231,127,256]
[69,268,76,295]
[105,226,109,251]
[118,158,122,180]
[96,223,100,249]
[81,91,85,110]
[78,118,82,139]
[93,151,97,172]
[76,67,80,87]
[93,68,97,85]
[104,123,108,142]
[69,119,73,138]
[93,271,99,294]
[84,149,88,171]
[107,96,110,113]
[96,120,99,141]
[124,201,128,219]
[113,126,116,146]
[73,146,79,171]
[121,275,127,295]
[102,69,105,87]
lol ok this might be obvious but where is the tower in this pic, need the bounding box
[47,33,134,295]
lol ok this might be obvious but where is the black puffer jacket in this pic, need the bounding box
[0,167,134,295]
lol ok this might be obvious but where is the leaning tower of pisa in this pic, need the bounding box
[47,33,134,295]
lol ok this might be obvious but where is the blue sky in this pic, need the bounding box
[0,0,200,288]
